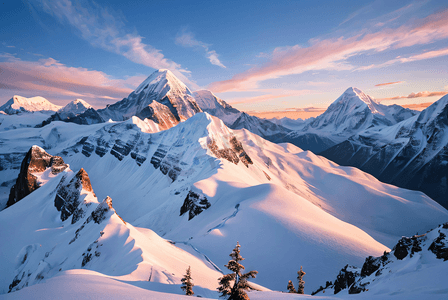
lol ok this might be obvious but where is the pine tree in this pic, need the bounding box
[297,266,306,294]
[217,242,258,300]
[287,280,296,293]
[181,266,194,296]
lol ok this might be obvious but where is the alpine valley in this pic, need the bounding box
[1,70,447,300]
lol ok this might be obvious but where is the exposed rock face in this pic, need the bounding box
[207,136,253,168]
[54,168,93,222]
[428,228,448,260]
[37,108,105,128]
[7,146,67,207]
[136,100,179,130]
[333,265,360,294]
[314,223,448,295]
[180,191,211,220]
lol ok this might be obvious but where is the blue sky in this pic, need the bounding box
[1,0,448,112]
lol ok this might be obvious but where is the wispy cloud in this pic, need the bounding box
[209,9,448,93]
[29,0,197,88]
[227,89,314,105]
[175,28,226,68]
[379,91,448,101]
[358,47,448,70]
[375,81,404,87]
[0,54,146,106]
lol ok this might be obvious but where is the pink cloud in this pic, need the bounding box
[209,9,448,93]
[0,55,147,107]
[379,91,448,101]
[375,81,404,87]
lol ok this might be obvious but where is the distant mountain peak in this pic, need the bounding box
[0,95,62,114]
[58,99,92,115]
[336,87,378,111]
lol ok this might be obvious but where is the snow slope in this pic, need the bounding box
[193,90,241,125]
[2,269,447,300]
[0,153,222,295]
[2,112,446,293]
[1,112,446,295]
[0,95,61,114]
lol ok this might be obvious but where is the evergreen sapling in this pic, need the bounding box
[297,266,306,294]
[181,266,194,296]
[218,242,258,300]
[287,280,296,293]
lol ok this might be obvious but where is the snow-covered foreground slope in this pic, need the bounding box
[0,154,222,296]
[0,95,61,114]
[2,267,447,300]
[1,112,446,295]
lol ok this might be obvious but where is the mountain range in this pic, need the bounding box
[1,69,447,299]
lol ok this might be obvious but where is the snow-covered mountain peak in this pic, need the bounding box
[334,87,379,112]
[305,87,416,137]
[98,69,201,122]
[0,95,62,114]
[58,99,92,115]
[134,69,192,97]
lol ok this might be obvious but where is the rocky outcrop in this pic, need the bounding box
[54,168,93,223]
[180,191,211,220]
[333,265,360,294]
[207,136,253,168]
[7,146,68,207]
[314,223,448,295]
